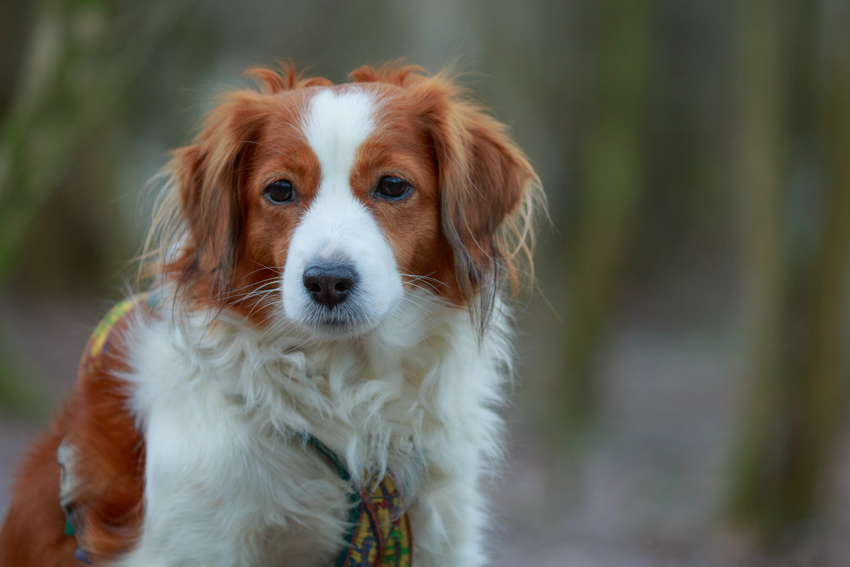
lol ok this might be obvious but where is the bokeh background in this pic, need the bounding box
[1,0,850,565]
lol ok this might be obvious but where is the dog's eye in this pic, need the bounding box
[375,176,412,200]
[264,180,294,204]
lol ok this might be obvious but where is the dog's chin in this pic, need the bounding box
[293,305,382,341]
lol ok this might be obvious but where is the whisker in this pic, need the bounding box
[226,279,281,300]
[399,270,446,289]
[401,286,445,308]
[225,279,280,299]
[246,290,279,318]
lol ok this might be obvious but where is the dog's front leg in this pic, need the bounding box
[409,452,492,567]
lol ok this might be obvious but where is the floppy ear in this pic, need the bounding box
[412,77,542,333]
[165,92,267,303]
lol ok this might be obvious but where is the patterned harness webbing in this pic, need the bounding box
[305,436,413,567]
[79,294,146,375]
[62,295,413,567]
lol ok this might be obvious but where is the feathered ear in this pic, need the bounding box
[410,76,543,335]
[163,91,268,304]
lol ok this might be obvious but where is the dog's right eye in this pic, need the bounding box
[264,180,294,204]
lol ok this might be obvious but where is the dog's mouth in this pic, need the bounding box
[295,299,379,339]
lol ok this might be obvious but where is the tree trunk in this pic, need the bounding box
[556,0,656,440]
[0,0,189,280]
[0,0,188,414]
[728,0,850,545]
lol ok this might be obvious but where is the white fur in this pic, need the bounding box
[115,291,511,567]
[114,86,512,567]
[283,88,403,337]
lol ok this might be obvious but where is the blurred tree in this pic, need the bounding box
[556,0,657,440]
[728,0,850,545]
[0,0,190,280]
[0,0,36,118]
[0,0,191,415]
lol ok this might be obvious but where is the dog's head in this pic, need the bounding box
[147,63,542,339]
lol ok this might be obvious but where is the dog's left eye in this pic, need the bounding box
[375,176,412,200]
[264,180,294,204]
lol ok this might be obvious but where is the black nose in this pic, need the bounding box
[302,263,358,309]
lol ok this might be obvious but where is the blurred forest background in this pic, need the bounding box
[1,0,849,565]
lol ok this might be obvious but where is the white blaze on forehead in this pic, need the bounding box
[295,87,381,252]
[302,88,376,188]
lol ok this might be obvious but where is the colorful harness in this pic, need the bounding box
[305,435,413,567]
[62,296,413,567]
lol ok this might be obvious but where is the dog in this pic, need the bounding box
[0,62,542,567]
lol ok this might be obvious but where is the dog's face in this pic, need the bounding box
[273,86,443,337]
[160,65,539,339]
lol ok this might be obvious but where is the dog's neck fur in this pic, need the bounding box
[119,286,512,567]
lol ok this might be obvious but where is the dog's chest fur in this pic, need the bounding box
[114,294,510,567]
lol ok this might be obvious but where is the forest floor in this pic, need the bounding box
[0,290,848,567]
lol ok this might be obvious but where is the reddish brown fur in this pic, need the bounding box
[0,62,541,565]
[69,312,146,561]
[0,407,79,566]
[344,73,541,311]
[0,309,145,566]
[400,74,540,326]
[348,81,461,304]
